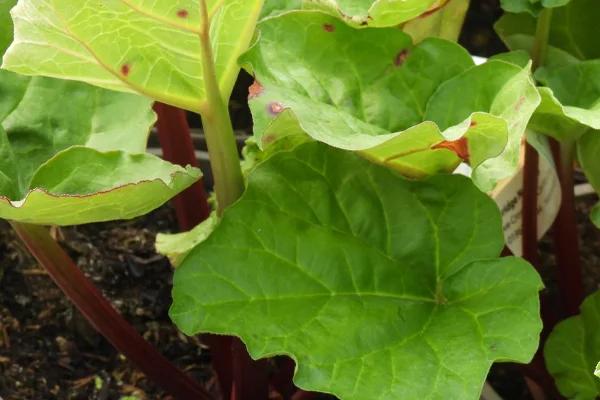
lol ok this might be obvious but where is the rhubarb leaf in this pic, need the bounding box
[0,69,200,225]
[171,142,543,400]
[156,212,219,267]
[499,0,571,15]
[1,0,263,113]
[496,0,600,62]
[242,11,540,191]
[529,61,600,141]
[545,291,600,399]
[577,131,600,228]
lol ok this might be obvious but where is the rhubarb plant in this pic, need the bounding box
[7,0,592,399]
[496,0,600,225]
[545,291,600,399]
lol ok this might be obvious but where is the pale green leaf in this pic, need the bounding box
[529,61,600,141]
[0,69,200,225]
[496,0,600,62]
[260,0,452,28]
[171,142,543,400]
[2,0,263,113]
[402,0,470,43]
[577,130,600,228]
[242,11,540,191]
[545,291,600,399]
[156,212,219,267]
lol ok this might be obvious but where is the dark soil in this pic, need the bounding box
[0,206,219,400]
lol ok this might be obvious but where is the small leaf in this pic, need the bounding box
[577,130,600,228]
[499,0,571,16]
[171,142,543,400]
[0,69,200,225]
[545,291,600,399]
[2,0,264,112]
[242,11,540,191]
[496,0,600,62]
[529,60,600,141]
[156,212,219,267]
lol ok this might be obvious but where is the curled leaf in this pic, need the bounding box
[242,11,540,191]
[0,70,200,225]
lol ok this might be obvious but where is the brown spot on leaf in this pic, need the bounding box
[470,121,477,128]
[432,137,470,161]
[394,49,409,66]
[262,134,277,146]
[268,102,285,115]
[323,23,335,32]
[248,80,264,99]
[514,96,526,112]
[120,64,131,76]
[177,9,189,18]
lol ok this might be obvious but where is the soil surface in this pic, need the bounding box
[0,207,218,400]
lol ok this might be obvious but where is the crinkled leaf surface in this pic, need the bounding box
[171,142,543,400]
[0,69,199,225]
[2,0,263,113]
[529,60,600,141]
[242,11,540,191]
[499,0,571,15]
[577,131,600,228]
[545,291,600,399]
[496,0,600,62]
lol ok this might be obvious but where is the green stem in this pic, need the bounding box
[531,8,553,71]
[198,0,244,214]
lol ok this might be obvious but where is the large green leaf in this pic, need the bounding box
[242,11,540,191]
[496,0,600,62]
[0,69,200,225]
[528,61,600,141]
[171,142,543,400]
[545,291,600,399]
[577,131,600,228]
[499,0,571,15]
[1,0,263,113]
